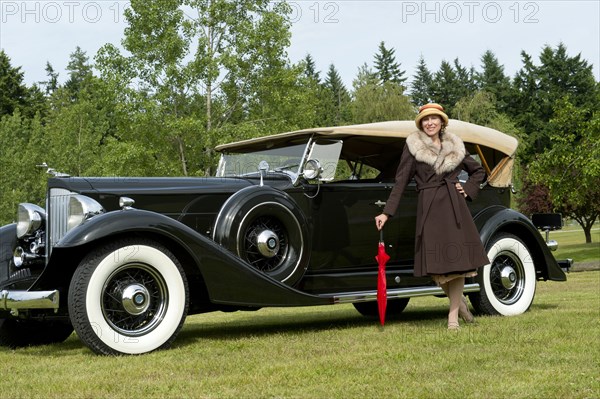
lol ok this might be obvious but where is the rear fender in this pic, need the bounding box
[34,209,329,307]
[474,206,566,281]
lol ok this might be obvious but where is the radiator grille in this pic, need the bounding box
[48,188,72,251]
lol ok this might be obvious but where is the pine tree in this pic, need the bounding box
[537,43,597,113]
[323,64,350,125]
[303,53,320,83]
[477,50,511,111]
[373,41,406,85]
[41,62,60,95]
[453,58,477,98]
[431,60,461,115]
[65,46,94,98]
[509,43,598,161]
[0,51,30,117]
[410,55,433,106]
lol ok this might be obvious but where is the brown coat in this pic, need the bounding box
[383,130,490,277]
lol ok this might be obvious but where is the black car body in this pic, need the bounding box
[0,120,568,354]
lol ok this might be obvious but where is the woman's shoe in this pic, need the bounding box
[459,296,475,324]
[447,322,460,331]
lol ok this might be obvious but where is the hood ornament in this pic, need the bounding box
[36,163,70,178]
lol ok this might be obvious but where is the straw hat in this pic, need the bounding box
[415,103,449,129]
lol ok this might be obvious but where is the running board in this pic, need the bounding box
[330,283,480,304]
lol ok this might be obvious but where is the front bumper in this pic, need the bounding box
[0,289,60,312]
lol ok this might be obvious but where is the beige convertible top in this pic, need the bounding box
[216,120,518,157]
[216,120,519,187]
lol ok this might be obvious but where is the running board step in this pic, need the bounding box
[328,283,480,304]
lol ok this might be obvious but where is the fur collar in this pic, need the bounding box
[406,130,466,175]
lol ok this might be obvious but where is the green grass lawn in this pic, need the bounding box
[1,271,599,399]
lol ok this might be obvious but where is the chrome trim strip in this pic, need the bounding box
[330,283,480,304]
[0,289,60,310]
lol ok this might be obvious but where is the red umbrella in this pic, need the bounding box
[375,230,390,326]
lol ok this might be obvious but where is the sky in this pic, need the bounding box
[1,0,599,89]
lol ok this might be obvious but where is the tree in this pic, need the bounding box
[0,111,48,224]
[430,60,462,115]
[322,64,350,125]
[453,91,520,138]
[509,43,598,162]
[40,62,60,95]
[302,53,320,83]
[410,55,433,106]
[0,51,30,117]
[351,58,413,123]
[352,63,378,92]
[373,41,406,85]
[516,178,554,217]
[96,0,294,175]
[476,50,511,112]
[351,81,414,124]
[453,58,477,98]
[295,54,332,128]
[64,46,94,98]
[528,97,600,243]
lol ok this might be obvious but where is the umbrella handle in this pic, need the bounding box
[380,228,384,243]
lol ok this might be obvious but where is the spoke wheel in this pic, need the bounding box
[471,233,536,316]
[68,239,188,355]
[102,263,168,337]
[242,215,289,273]
[488,252,526,305]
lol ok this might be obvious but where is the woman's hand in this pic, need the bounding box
[455,182,467,198]
[375,213,389,231]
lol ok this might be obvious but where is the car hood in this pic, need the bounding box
[47,176,257,214]
[47,175,295,215]
[49,176,253,195]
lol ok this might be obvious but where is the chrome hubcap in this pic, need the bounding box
[121,284,150,315]
[256,230,280,258]
[500,266,517,290]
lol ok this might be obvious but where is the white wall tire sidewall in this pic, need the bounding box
[483,237,536,316]
[85,245,186,355]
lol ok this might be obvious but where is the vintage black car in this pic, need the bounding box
[0,120,568,355]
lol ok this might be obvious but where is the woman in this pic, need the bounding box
[374,103,489,330]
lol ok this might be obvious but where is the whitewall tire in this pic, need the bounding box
[472,233,536,316]
[68,239,189,355]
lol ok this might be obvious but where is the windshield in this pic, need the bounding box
[216,143,308,177]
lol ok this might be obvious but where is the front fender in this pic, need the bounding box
[0,224,17,287]
[36,209,330,307]
[474,206,566,282]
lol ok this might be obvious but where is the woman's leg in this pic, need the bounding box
[446,277,465,329]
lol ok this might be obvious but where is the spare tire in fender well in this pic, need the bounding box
[212,186,310,286]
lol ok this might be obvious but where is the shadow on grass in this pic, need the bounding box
[529,303,559,311]
[9,301,560,355]
[174,306,451,347]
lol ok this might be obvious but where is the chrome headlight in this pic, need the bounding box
[17,203,46,238]
[67,195,105,230]
[302,159,322,180]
